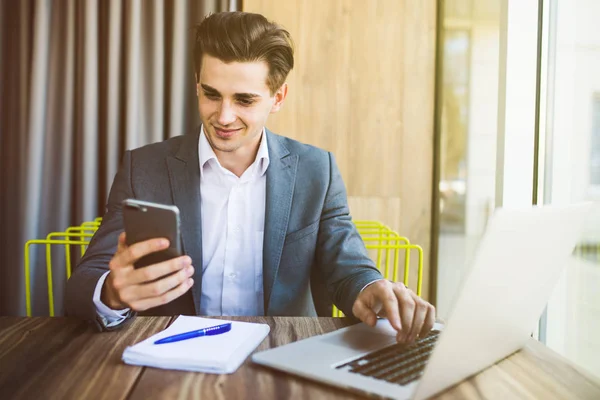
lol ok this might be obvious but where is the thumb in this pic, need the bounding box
[352,300,378,327]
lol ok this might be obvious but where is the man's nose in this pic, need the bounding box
[217,102,237,126]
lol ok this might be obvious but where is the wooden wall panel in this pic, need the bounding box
[244,0,437,299]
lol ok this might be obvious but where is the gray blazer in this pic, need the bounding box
[65,128,382,330]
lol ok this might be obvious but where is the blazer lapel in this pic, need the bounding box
[263,131,298,314]
[166,130,203,314]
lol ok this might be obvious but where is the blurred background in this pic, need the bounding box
[0,0,231,318]
[436,0,600,378]
[0,0,598,379]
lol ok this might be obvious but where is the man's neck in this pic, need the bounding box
[215,133,263,178]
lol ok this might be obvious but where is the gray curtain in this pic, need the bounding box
[0,0,236,316]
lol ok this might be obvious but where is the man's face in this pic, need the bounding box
[197,54,287,156]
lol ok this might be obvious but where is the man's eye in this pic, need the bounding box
[238,98,254,106]
[203,92,220,100]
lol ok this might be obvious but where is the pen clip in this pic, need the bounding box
[204,323,232,336]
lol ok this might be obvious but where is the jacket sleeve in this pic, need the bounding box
[315,152,383,317]
[65,151,136,331]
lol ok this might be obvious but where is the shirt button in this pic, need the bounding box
[229,272,237,279]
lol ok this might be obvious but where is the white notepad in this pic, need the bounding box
[122,316,270,374]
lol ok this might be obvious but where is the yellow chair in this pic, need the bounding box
[25,217,423,318]
[354,220,395,237]
[354,221,418,284]
[331,221,424,317]
[24,218,102,316]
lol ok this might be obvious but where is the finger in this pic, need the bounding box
[129,278,194,311]
[117,232,127,253]
[352,299,379,327]
[407,293,428,342]
[392,284,415,342]
[377,286,402,333]
[126,255,192,285]
[114,237,170,267]
[420,303,436,337]
[129,263,194,301]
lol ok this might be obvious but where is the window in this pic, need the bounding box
[435,1,501,319]
[542,0,600,378]
[591,95,600,186]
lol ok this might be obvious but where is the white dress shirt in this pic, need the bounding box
[93,126,268,325]
[198,126,268,315]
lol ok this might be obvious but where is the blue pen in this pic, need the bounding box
[154,322,232,344]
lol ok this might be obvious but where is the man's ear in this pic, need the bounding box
[270,83,289,114]
[195,74,199,97]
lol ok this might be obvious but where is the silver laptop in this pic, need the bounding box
[252,204,591,399]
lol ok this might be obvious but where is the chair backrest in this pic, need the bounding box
[24,218,102,316]
[330,220,424,317]
[25,217,424,318]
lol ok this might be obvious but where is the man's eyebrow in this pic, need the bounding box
[200,83,262,99]
[235,92,261,99]
[200,84,220,94]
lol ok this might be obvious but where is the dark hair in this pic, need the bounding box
[194,12,294,95]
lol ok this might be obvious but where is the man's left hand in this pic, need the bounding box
[352,280,435,343]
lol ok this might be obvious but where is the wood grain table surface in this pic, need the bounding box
[0,316,599,400]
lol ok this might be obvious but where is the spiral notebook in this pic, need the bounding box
[122,316,270,374]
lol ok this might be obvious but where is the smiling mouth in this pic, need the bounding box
[213,126,242,138]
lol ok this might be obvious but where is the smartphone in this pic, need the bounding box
[122,199,182,269]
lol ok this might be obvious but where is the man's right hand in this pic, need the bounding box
[101,232,195,311]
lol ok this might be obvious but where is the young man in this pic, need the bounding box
[66,12,435,343]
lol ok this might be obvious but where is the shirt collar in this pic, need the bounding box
[198,125,270,179]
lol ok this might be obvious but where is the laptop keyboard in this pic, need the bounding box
[335,329,441,386]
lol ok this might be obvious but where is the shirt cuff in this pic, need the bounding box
[360,278,386,293]
[93,271,130,328]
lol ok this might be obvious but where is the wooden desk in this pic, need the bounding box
[1,316,599,399]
